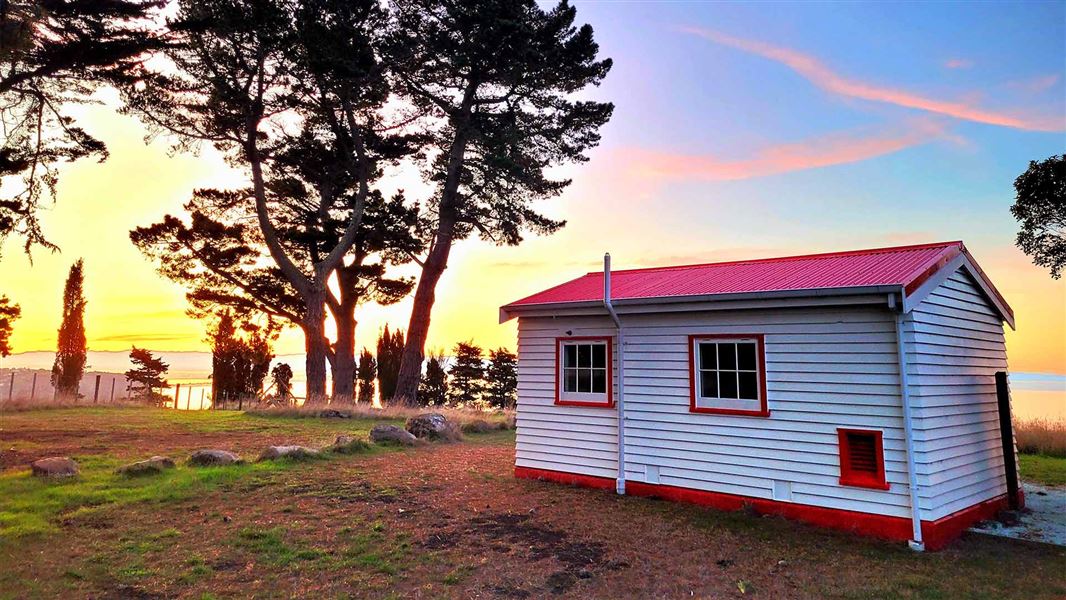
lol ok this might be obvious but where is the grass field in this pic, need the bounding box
[1,408,1063,599]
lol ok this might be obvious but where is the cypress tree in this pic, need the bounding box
[485,348,518,409]
[447,341,485,407]
[375,326,404,403]
[51,259,87,399]
[0,296,21,358]
[356,349,377,405]
[418,353,448,407]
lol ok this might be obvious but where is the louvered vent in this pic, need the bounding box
[846,432,878,475]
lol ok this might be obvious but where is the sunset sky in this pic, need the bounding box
[1,2,1064,376]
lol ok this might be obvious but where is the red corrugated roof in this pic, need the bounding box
[503,242,1010,319]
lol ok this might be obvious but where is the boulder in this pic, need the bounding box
[187,449,243,467]
[318,409,351,419]
[257,445,319,462]
[370,424,419,446]
[116,456,175,477]
[329,435,371,454]
[31,456,79,478]
[405,413,462,441]
[461,419,494,434]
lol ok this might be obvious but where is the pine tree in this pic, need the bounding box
[51,259,86,399]
[207,311,276,407]
[375,326,404,403]
[485,348,518,409]
[356,349,377,405]
[418,353,448,407]
[447,341,485,407]
[0,296,21,358]
[126,347,170,404]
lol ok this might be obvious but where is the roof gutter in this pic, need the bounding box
[892,296,925,551]
[604,253,626,496]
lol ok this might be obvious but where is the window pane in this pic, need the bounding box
[698,343,717,370]
[592,344,606,369]
[591,368,606,394]
[719,371,738,399]
[738,372,758,400]
[564,368,577,393]
[719,343,737,370]
[578,344,591,368]
[700,370,718,399]
[577,368,591,393]
[737,342,757,371]
[564,345,577,368]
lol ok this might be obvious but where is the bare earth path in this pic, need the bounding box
[1,409,1064,598]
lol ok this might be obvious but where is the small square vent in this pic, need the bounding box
[772,480,793,502]
[644,465,660,484]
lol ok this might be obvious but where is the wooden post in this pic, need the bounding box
[174,383,181,410]
[30,372,37,400]
[93,374,101,404]
[995,372,1021,510]
[110,377,116,402]
[199,387,205,410]
[8,371,13,401]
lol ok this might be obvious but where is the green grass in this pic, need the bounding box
[1019,453,1066,486]
[0,408,406,544]
[232,526,326,567]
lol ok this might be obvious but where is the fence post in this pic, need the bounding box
[93,374,101,404]
[174,383,181,410]
[110,378,116,402]
[30,372,37,400]
[8,371,13,402]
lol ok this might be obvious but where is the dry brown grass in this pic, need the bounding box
[1016,418,1066,457]
[0,396,146,412]
[246,403,515,430]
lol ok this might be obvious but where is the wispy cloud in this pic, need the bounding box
[943,58,974,70]
[1007,73,1061,95]
[618,119,948,182]
[683,27,1063,132]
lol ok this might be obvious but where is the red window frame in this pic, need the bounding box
[688,334,769,417]
[837,428,890,490]
[555,336,614,408]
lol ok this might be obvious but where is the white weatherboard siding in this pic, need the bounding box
[905,268,1012,521]
[516,305,915,519]
[517,316,619,479]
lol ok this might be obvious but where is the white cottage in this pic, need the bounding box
[500,241,1022,550]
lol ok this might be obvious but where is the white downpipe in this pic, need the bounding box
[604,253,626,495]
[895,308,925,551]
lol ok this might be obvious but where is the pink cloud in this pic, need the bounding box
[1008,74,1061,94]
[619,119,948,182]
[944,58,974,69]
[683,27,1064,132]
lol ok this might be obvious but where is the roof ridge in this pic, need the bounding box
[584,241,963,276]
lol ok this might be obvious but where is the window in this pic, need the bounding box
[837,429,889,490]
[556,337,612,407]
[688,335,768,416]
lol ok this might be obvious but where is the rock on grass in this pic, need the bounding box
[329,435,372,454]
[116,456,175,477]
[257,445,319,462]
[187,449,243,466]
[370,424,419,446]
[406,413,463,442]
[31,456,79,478]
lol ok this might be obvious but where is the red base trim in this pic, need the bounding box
[515,466,617,490]
[516,466,1015,550]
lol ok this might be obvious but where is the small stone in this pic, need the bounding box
[257,446,318,461]
[318,409,350,419]
[329,435,371,454]
[31,456,79,478]
[187,449,242,466]
[116,456,175,477]
[370,424,419,446]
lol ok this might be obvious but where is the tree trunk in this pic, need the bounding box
[303,289,329,405]
[331,302,357,404]
[394,217,456,404]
